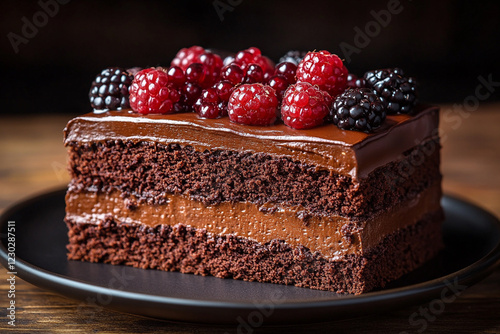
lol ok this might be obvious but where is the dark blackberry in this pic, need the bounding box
[279,50,308,66]
[331,88,386,133]
[346,73,366,88]
[363,68,417,114]
[89,67,133,110]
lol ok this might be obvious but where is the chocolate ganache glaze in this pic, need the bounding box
[64,105,439,180]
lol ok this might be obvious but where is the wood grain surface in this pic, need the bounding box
[0,105,499,333]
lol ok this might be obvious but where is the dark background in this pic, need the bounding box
[1,0,499,115]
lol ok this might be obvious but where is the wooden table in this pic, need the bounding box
[1,105,499,333]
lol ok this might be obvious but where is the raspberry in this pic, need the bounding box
[167,66,186,88]
[89,67,133,110]
[279,50,308,66]
[363,68,417,114]
[223,55,235,66]
[231,47,274,78]
[195,88,225,119]
[171,46,206,71]
[228,83,278,126]
[197,52,223,87]
[194,81,234,119]
[221,64,244,85]
[331,88,386,133]
[221,63,266,85]
[244,64,264,83]
[274,62,297,84]
[129,68,179,114]
[185,63,206,85]
[281,82,332,129]
[214,80,235,102]
[346,73,366,88]
[171,46,222,88]
[268,75,289,101]
[296,51,348,97]
[177,82,203,112]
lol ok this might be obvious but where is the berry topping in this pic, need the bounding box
[178,82,203,112]
[228,83,278,126]
[214,80,235,102]
[129,68,179,114]
[296,51,348,97]
[170,46,222,88]
[244,64,264,83]
[194,88,227,119]
[89,67,133,111]
[363,68,417,114]
[274,62,297,84]
[346,73,366,88]
[171,46,206,71]
[231,47,275,78]
[281,82,332,129]
[167,66,186,88]
[221,64,244,85]
[331,88,386,133]
[268,75,289,101]
[279,50,308,66]
[185,63,206,85]
[197,52,223,87]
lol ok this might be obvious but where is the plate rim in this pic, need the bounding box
[1,187,500,323]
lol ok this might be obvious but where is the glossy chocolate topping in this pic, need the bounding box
[65,182,441,259]
[64,105,439,179]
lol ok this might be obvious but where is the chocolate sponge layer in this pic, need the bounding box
[66,138,441,219]
[66,209,443,294]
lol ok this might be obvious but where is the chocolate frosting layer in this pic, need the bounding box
[64,105,439,180]
[65,182,442,259]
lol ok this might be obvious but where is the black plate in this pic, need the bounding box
[1,188,500,325]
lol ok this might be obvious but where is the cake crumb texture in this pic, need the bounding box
[66,210,443,294]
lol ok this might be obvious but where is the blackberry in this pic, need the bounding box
[331,88,386,133]
[279,50,308,66]
[89,67,134,110]
[363,68,417,114]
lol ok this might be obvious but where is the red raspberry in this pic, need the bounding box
[167,66,186,88]
[214,80,235,102]
[194,88,227,119]
[296,51,348,97]
[221,64,244,85]
[268,75,289,101]
[129,68,179,114]
[198,52,223,87]
[171,46,223,88]
[274,62,297,84]
[228,83,278,126]
[281,82,332,129]
[232,47,274,78]
[179,82,203,112]
[171,46,206,71]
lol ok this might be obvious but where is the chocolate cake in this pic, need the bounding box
[64,47,443,294]
[64,104,443,294]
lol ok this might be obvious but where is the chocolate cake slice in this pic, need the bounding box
[63,104,443,294]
